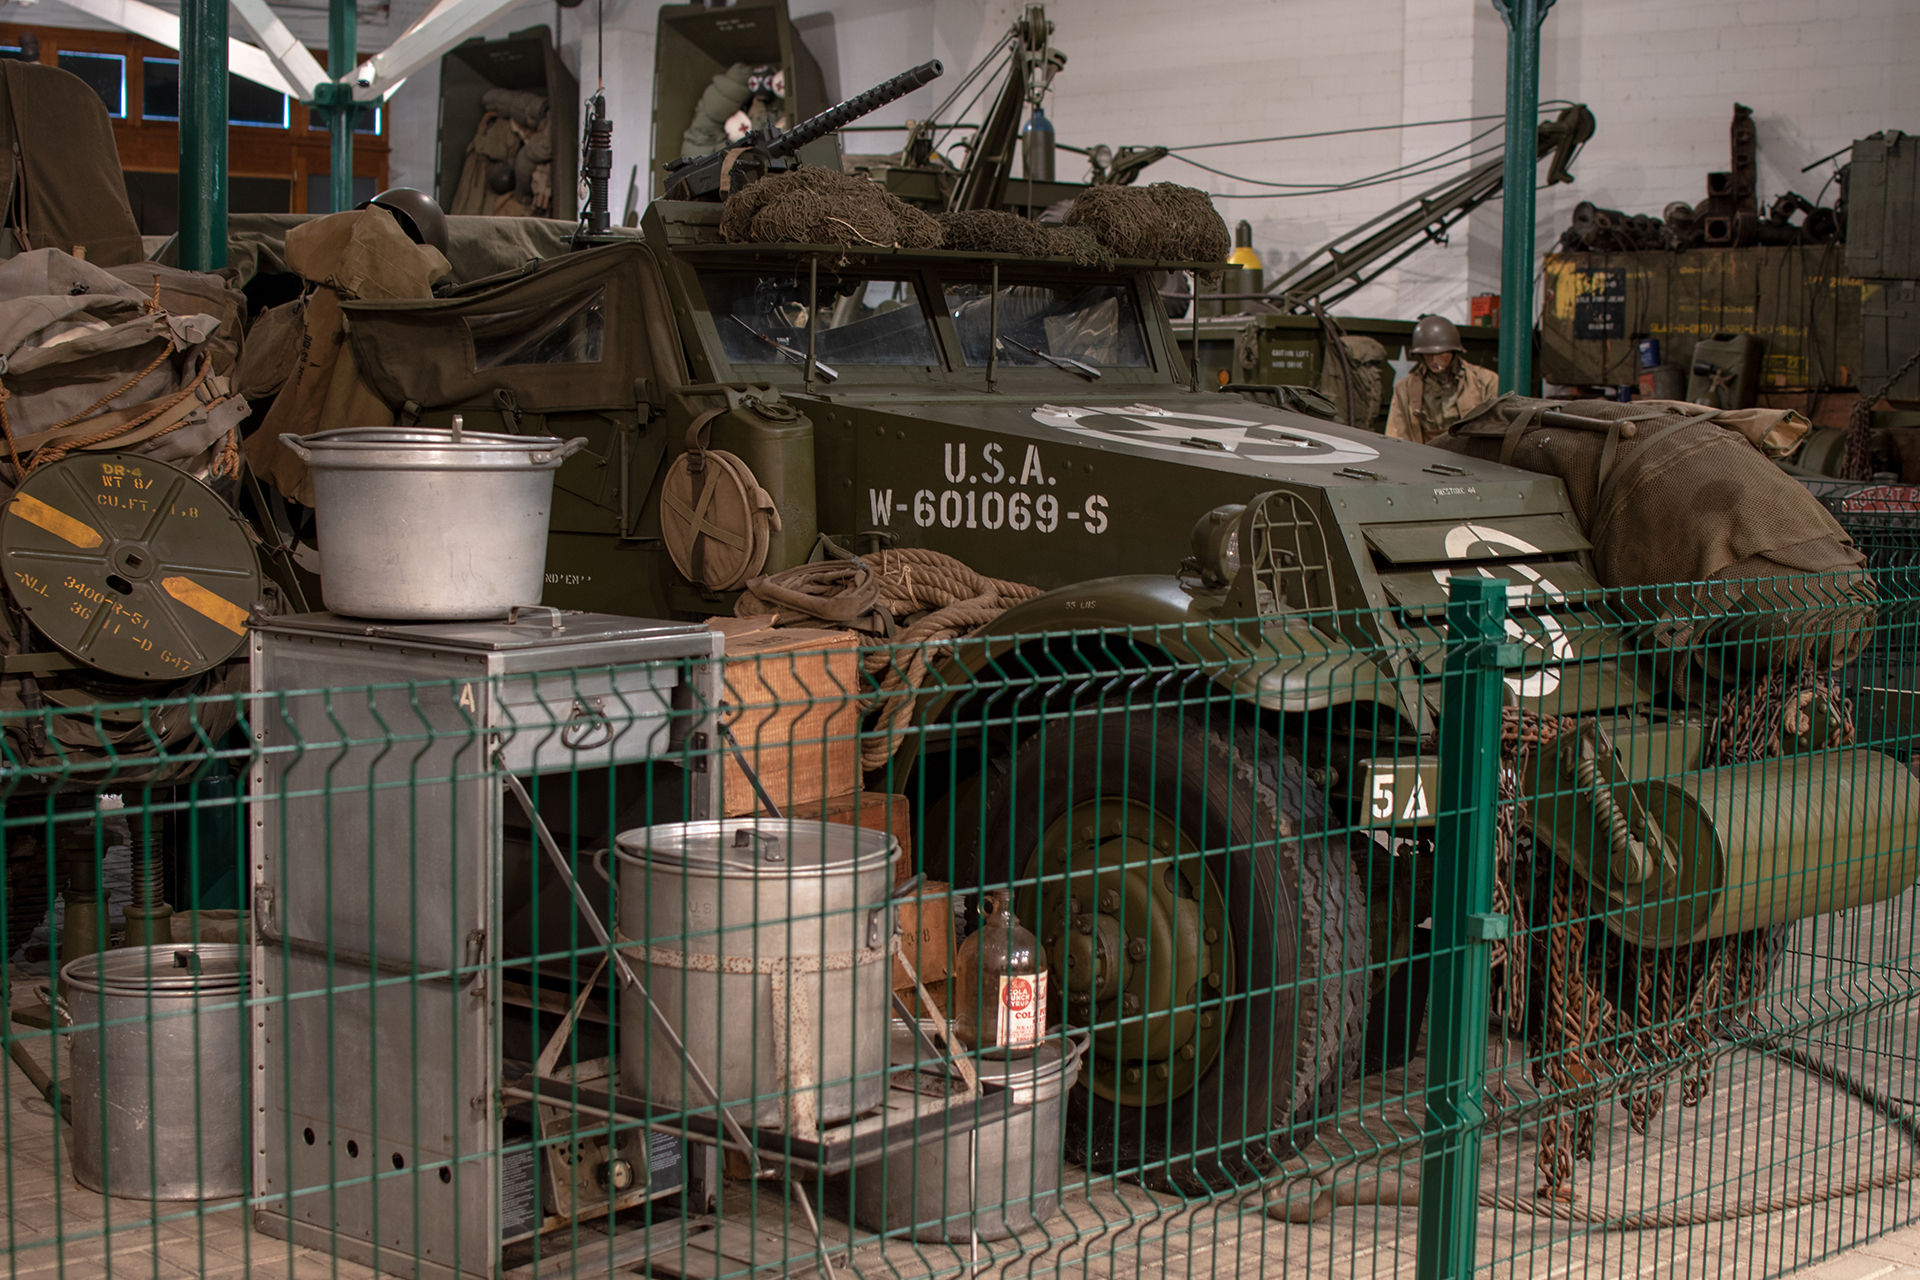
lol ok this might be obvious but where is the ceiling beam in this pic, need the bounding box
[228,0,330,100]
[54,0,304,98]
[349,0,529,100]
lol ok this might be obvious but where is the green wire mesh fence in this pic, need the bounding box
[0,563,1916,1280]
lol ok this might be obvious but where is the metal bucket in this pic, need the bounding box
[853,1023,1085,1241]
[61,944,248,1200]
[280,426,586,621]
[613,819,897,1132]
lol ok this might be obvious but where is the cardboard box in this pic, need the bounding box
[789,791,914,883]
[709,617,862,817]
[892,880,954,991]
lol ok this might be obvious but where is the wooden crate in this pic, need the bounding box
[1540,247,1863,390]
[890,880,954,991]
[788,790,914,882]
[709,616,862,817]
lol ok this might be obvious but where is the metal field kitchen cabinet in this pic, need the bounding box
[248,610,721,1280]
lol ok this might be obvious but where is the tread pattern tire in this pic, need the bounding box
[973,702,1370,1185]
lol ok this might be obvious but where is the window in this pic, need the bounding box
[140,57,174,118]
[699,271,939,368]
[468,288,607,369]
[944,281,1149,369]
[58,50,124,117]
[307,104,384,136]
[0,45,38,63]
[141,58,289,128]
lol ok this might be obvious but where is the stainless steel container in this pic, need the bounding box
[853,1023,1085,1241]
[62,944,248,1200]
[280,426,586,621]
[613,818,897,1132]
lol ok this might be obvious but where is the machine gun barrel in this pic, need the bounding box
[662,59,944,200]
[768,59,944,160]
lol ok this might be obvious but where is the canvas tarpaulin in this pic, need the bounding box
[163,212,606,292]
[0,62,144,268]
[1430,394,1872,679]
[0,249,248,484]
[341,240,667,414]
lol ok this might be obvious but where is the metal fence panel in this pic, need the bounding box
[0,564,1916,1280]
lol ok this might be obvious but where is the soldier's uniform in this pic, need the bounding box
[1385,314,1500,444]
[1385,359,1500,443]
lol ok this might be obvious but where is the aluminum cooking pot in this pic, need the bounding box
[62,944,249,1200]
[281,426,587,621]
[612,818,900,1132]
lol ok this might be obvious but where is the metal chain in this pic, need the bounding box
[1844,340,1920,480]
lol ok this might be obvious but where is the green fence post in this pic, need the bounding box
[1415,575,1508,1280]
[327,0,357,213]
[1492,0,1556,394]
[176,0,228,270]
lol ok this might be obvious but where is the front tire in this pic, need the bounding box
[972,703,1369,1187]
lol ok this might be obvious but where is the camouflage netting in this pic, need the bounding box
[934,209,1053,255]
[720,167,944,249]
[1061,182,1230,268]
[931,209,1114,267]
[1046,225,1115,269]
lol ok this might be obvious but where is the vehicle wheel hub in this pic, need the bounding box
[1021,798,1232,1108]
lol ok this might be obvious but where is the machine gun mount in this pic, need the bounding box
[662,59,945,201]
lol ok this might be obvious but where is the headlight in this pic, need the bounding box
[1189,504,1246,586]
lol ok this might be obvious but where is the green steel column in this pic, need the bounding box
[1415,575,1508,1280]
[328,0,357,212]
[1493,0,1556,394]
[176,0,228,270]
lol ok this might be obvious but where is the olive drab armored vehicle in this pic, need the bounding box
[324,60,1920,1186]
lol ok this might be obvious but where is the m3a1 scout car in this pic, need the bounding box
[333,147,1919,1187]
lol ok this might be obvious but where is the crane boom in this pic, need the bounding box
[1265,104,1594,311]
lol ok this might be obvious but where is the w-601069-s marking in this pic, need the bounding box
[865,440,1108,534]
[866,487,1109,534]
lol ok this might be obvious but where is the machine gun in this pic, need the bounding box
[662,59,945,202]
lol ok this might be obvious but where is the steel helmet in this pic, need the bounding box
[357,187,449,255]
[1409,314,1466,355]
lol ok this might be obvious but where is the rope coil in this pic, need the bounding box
[737,548,1041,769]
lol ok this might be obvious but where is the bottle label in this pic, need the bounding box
[996,971,1046,1049]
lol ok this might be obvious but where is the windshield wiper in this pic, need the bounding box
[998,336,1100,381]
[730,317,840,382]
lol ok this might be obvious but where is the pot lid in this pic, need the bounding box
[62,944,246,994]
[299,426,566,451]
[615,818,896,876]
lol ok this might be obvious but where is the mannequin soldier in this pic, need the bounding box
[1385,315,1499,443]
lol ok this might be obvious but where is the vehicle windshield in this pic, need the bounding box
[944,281,1150,368]
[699,270,939,367]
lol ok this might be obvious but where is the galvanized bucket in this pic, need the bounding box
[61,944,248,1200]
[853,1022,1086,1241]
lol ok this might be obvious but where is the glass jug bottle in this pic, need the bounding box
[953,891,1049,1055]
